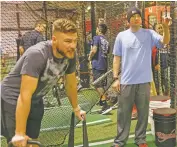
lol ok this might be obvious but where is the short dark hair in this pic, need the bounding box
[34,20,46,28]
[52,18,77,33]
[98,23,107,35]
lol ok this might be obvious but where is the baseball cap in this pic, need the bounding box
[127,7,142,22]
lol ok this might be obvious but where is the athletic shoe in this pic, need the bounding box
[111,102,118,110]
[131,112,138,120]
[100,104,112,115]
[138,143,148,147]
[111,145,120,147]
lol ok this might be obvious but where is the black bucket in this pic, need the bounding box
[153,108,176,147]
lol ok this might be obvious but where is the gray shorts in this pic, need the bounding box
[1,99,44,142]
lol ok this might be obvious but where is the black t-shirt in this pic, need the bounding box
[20,30,44,51]
[1,41,76,105]
[92,35,109,70]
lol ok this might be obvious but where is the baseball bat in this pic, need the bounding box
[91,69,113,86]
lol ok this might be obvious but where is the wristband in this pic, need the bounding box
[73,105,81,112]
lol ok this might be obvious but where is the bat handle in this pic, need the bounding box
[8,140,43,147]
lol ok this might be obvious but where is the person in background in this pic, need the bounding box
[153,23,170,95]
[88,23,112,115]
[112,7,170,147]
[16,33,22,61]
[19,20,46,57]
[0,46,6,67]
[86,32,92,57]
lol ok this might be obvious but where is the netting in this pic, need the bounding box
[1,1,177,147]
[169,2,177,108]
[39,88,99,146]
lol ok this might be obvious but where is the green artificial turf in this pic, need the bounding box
[1,109,152,147]
[62,109,151,146]
[89,134,156,147]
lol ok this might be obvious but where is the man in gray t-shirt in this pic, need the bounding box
[1,18,86,147]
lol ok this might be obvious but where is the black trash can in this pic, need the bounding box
[153,108,176,147]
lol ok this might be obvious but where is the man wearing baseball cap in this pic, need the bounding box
[112,7,170,147]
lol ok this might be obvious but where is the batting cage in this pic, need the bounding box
[1,1,177,147]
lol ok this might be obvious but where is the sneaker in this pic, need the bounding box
[100,104,112,115]
[131,112,138,120]
[139,143,148,147]
[111,145,120,147]
[111,102,118,110]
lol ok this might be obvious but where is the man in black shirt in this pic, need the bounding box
[18,20,46,58]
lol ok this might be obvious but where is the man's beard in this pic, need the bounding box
[56,48,67,58]
[56,48,75,59]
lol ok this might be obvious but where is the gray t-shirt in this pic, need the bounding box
[1,41,76,105]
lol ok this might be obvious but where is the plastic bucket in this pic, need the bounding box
[153,108,176,147]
